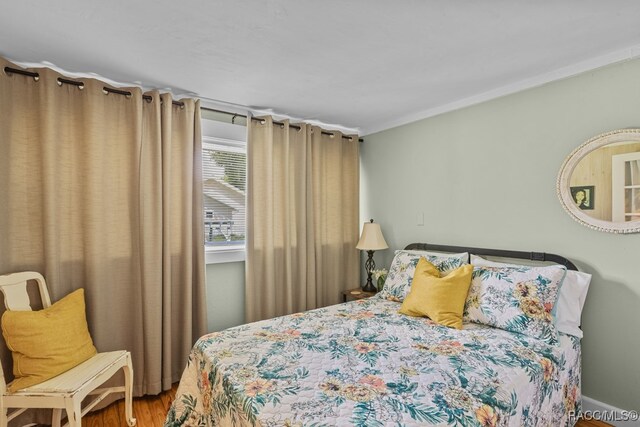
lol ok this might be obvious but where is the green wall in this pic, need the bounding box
[361,59,640,411]
[205,261,245,332]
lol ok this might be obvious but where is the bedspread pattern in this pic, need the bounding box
[165,297,580,427]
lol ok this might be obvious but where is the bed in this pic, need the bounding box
[165,244,585,427]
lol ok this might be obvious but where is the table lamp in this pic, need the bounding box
[356,219,388,292]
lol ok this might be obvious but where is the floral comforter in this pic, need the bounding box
[165,297,581,427]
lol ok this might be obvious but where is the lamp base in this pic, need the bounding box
[362,250,377,292]
[362,280,377,293]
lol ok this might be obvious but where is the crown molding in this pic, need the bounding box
[362,44,640,136]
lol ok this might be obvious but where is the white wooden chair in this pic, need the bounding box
[0,272,136,427]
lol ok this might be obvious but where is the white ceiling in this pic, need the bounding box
[2,1,640,135]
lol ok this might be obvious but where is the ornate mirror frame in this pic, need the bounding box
[557,128,640,234]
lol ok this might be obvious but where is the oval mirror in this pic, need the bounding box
[558,129,640,233]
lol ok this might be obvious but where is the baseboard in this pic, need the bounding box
[582,395,640,427]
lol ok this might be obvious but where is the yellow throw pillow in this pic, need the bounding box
[399,257,474,329]
[1,288,97,392]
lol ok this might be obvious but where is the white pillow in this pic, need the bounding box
[470,254,591,338]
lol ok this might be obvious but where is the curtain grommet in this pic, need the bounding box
[102,89,109,95]
[57,79,63,87]
[261,120,266,125]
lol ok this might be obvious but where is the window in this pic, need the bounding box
[202,130,247,263]
[612,151,640,222]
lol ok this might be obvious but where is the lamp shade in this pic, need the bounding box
[356,220,388,251]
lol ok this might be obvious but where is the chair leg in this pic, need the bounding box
[64,399,81,427]
[123,353,137,426]
[0,406,7,427]
[52,408,63,427]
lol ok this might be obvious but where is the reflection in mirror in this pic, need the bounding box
[558,129,640,234]
[569,141,640,222]
[615,152,640,222]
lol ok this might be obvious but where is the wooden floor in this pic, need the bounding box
[83,384,177,427]
[79,384,610,426]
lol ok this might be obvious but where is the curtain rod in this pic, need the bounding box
[201,107,363,142]
[4,66,363,142]
[4,66,40,80]
[3,66,186,107]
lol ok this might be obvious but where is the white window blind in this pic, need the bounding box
[202,136,246,251]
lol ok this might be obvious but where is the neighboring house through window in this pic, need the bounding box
[201,116,247,263]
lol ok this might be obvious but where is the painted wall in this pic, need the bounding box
[205,261,245,332]
[360,59,640,411]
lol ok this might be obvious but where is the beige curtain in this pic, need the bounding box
[0,57,207,408]
[246,116,359,322]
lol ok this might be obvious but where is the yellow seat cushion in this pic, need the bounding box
[399,257,474,329]
[1,288,97,392]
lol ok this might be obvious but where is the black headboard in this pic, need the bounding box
[404,243,578,271]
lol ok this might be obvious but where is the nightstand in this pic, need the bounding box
[342,287,377,302]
